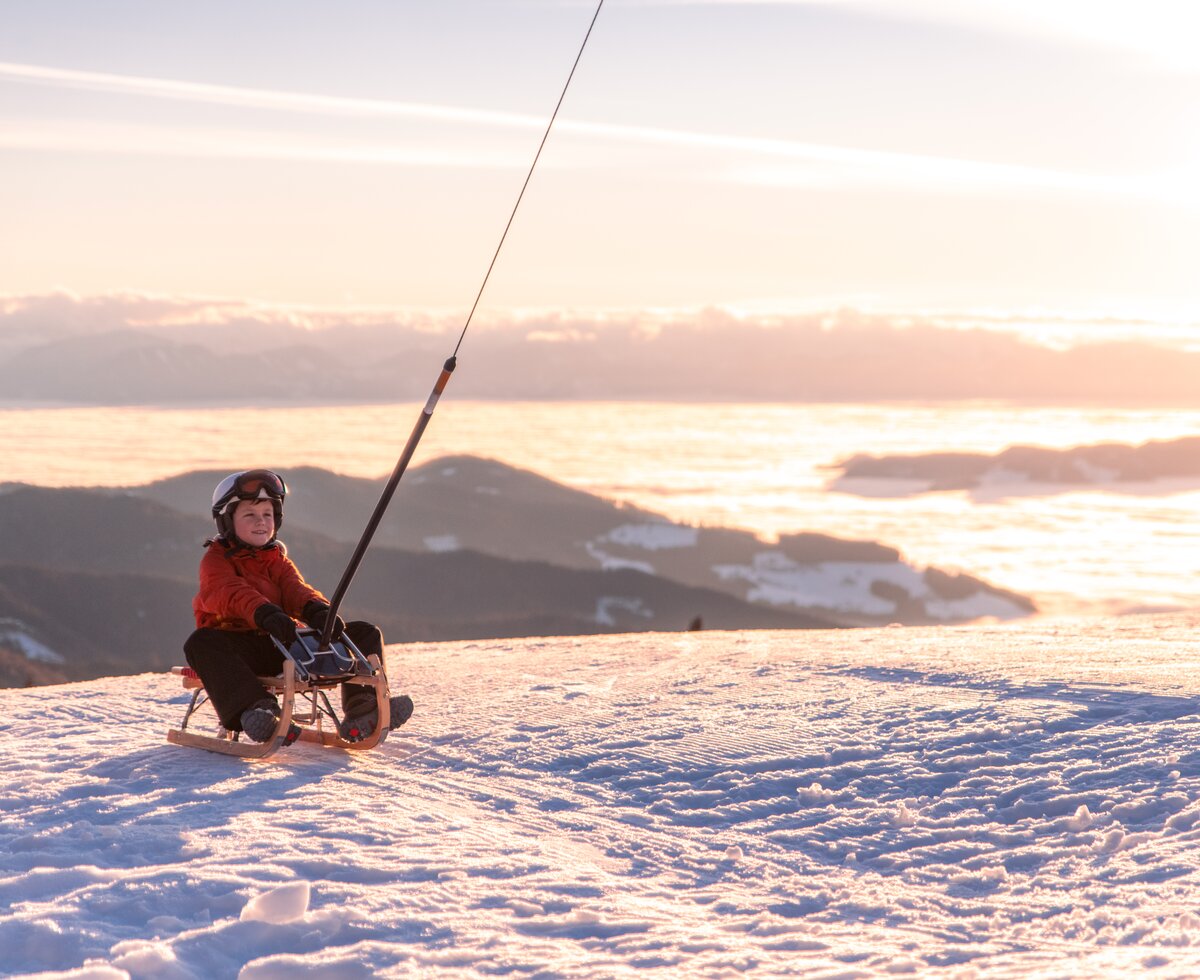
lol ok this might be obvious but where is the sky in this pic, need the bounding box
[2,0,1198,336]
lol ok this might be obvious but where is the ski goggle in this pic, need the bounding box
[212,469,287,515]
[231,470,287,500]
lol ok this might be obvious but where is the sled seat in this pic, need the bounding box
[171,664,347,692]
[166,654,391,758]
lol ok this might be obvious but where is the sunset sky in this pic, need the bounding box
[2,1,1197,334]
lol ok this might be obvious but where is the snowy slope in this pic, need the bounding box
[5,617,1200,978]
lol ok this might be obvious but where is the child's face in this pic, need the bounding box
[232,498,276,547]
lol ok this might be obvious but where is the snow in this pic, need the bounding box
[594,596,654,626]
[5,616,1200,977]
[584,523,698,575]
[239,882,311,924]
[924,590,1029,623]
[714,554,1030,621]
[0,618,66,665]
[584,541,655,574]
[422,534,460,553]
[602,523,700,551]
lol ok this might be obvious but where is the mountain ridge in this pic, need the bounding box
[0,455,1034,686]
[834,435,1200,494]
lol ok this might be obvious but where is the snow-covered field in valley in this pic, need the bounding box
[5,617,1200,978]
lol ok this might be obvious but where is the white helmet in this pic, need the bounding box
[211,469,287,541]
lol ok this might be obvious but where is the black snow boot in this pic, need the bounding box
[390,694,414,729]
[339,694,414,743]
[240,697,281,742]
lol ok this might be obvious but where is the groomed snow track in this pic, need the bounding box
[4,617,1200,977]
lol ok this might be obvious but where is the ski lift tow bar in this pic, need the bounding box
[319,0,607,650]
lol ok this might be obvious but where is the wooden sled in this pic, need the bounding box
[167,634,392,758]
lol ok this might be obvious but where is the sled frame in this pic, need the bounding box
[166,654,391,759]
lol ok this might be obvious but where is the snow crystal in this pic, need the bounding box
[109,939,178,972]
[601,522,699,550]
[514,908,652,940]
[715,554,1029,620]
[423,534,460,552]
[796,782,835,803]
[240,881,311,924]
[923,591,1029,622]
[1166,808,1199,832]
[0,618,65,664]
[584,540,655,573]
[1066,804,1094,830]
[982,865,1009,884]
[594,596,653,626]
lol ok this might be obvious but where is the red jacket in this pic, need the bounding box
[193,539,326,631]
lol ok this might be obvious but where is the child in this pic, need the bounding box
[183,468,413,743]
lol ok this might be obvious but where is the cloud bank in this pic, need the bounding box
[2,292,1199,405]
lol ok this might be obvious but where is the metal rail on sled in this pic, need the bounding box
[166,628,391,758]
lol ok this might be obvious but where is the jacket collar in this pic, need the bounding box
[215,536,281,556]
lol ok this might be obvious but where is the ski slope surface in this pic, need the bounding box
[4,617,1200,978]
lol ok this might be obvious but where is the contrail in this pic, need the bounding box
[0,60,1178,201]
[0,61,549,128]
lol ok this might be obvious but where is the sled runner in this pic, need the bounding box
[166,629,392,758]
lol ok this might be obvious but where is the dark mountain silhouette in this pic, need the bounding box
[133,456,1035,624]
[0,456,1035,687]
[0,564,194,678]
[136,459,663,560]
[0,645,67,687]
[0,552,824,686]
[0,481,832,687]
[0,487,203,578]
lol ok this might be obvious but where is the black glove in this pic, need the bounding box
[303,601,346,638]
[254,604,298,646]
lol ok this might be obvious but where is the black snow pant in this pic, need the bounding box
[183,621,384,732]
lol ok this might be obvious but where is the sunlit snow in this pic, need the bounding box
[584,541,655,574]
[422,534,461,553]
[594,596,654,627]
[714,555,1030,621]
[602,523,700,551]
[0,618,66,665]
[4,617,1200,977]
